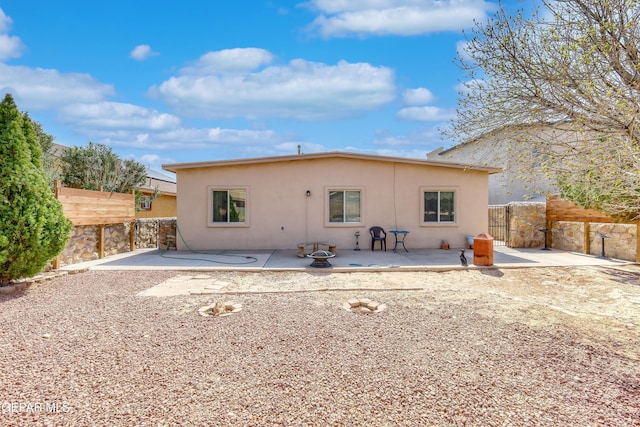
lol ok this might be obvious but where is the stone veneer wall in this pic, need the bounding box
[507,202,547,248]
[135,217,177,250]
[58,217,177,267]
[60,225,99,265]
[550,222,584,253]
[59,223,131,266]
[551,221,637,261]
[505,203,637,260]
[136,219,158,248]
[158,218,177,250]
[489,202,546,248]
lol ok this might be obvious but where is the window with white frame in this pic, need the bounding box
[210,188,246,224]
[140,196,152,210]
[328,190,361,223]
[423,190,455,223]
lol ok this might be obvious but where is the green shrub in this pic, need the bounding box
[0,94,72,285]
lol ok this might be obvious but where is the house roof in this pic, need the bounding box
[139,168,177,195]
[437,121,575,156]
[146,168,176,183]
[163,151,500,174]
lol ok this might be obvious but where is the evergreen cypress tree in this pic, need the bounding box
[0,94,72,285]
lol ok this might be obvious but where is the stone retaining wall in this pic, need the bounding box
[507,202,546,248]
[58,218,177,267]
[60,225,99,265]
[505,203,637,261]
[551,221,636,261]
[59,223,131,266]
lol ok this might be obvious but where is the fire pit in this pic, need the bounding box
[307,249,335,268]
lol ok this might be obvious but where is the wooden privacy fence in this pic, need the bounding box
[53,180,136,266]
[546,195,640,261]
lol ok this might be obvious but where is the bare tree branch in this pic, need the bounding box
[446,0,640,219]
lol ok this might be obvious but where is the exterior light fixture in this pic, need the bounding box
[306,190,311,197]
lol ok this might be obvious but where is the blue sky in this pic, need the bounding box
[0,0,534,171]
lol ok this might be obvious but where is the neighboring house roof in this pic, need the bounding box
[146,168,176,183]
[429,123,568,204]
[163,151,500,174]
[140,168,176,195]
[435,121,576,157]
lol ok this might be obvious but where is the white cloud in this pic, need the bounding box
[0,63,114,110]
[455,78,484,95]
[149,51,396,121]
[131,153,176,172]
[129,44,158,61]
[181,48,274,75]
[396,106,454,121]
[0,9,24,60]
[0,8,12,32]
[371,125,450,158]
[58,102,181,130]
[402,87,435,105]
[306,0,495,38]
[74,125,292,151]
[456,39,472,61]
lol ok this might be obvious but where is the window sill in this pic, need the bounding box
[420,222,458,227]
[325,223,363,228]
[207,223,250,228]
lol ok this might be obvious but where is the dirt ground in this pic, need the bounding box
[392,265,640,362]
[2,264,639,426]
[142,264,640,361]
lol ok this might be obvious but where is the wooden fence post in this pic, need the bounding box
[98,225,105,259]
[583,222,590,255]
[636,222,640,263]
[129,189,136,252]
[130,221,136,251]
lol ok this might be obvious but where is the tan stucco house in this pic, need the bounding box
[136,168,177,219]
[163,152,497,251]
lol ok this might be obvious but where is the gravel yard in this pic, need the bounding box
[1,267,639,426]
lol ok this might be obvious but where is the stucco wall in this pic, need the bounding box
[136,193,177,218]
[174,157,490,251]
[433,126,560,204]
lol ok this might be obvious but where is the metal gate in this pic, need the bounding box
[488,205,510,246]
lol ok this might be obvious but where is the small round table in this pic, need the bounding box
[389,230,409,253]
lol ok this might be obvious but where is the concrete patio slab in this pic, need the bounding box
[60,246,634,272]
